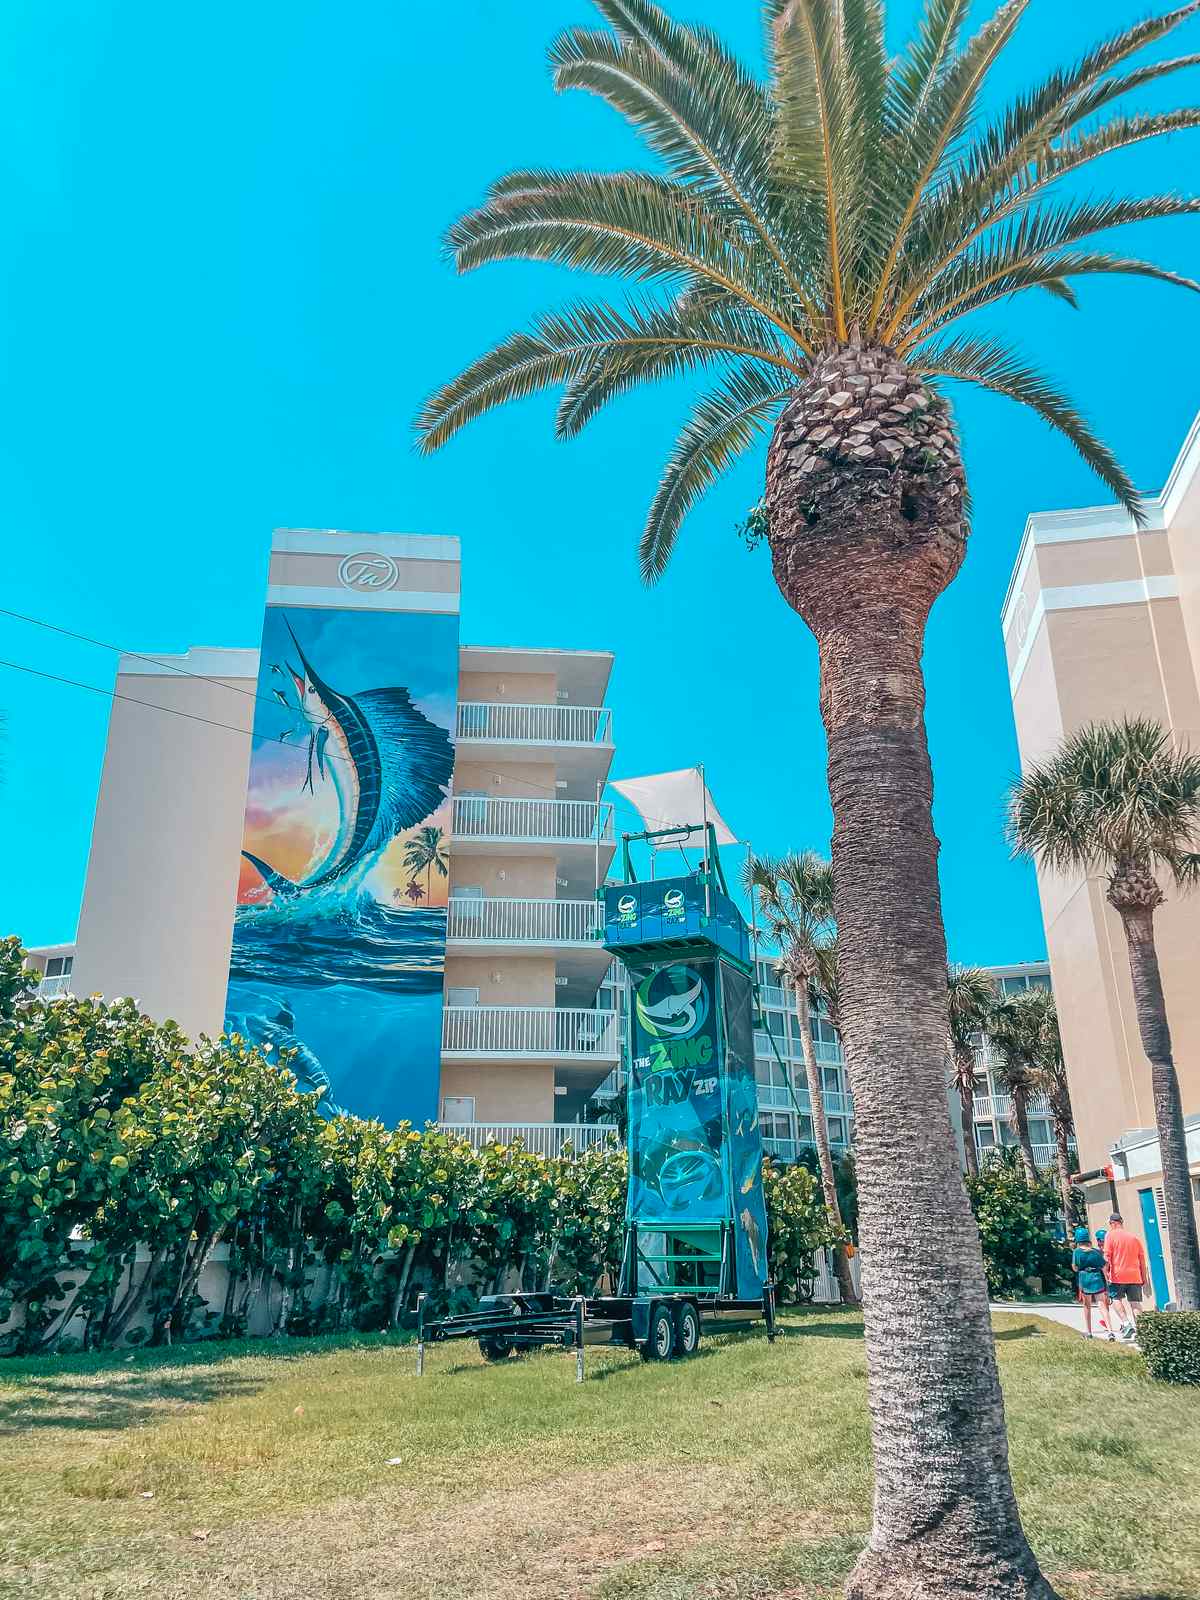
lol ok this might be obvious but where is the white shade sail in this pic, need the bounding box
[609,767,737,845]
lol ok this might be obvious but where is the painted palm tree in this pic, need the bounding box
[1027,994,1078,1225]
[402,825,449,901]
[947,966,997,1179]
[415,4,1200,1591]
[744,850,857,1306]
[987,988,1053,1186]
[1010,717,1200,1312]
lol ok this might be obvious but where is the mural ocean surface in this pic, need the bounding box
[224,603,459,1126]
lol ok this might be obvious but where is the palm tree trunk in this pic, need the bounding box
[795,981,858,1307]
[1119,907,1200,1310]
[1010,1088,1038,1187]
[955,1049,979,1180]
[767,365,1052,1595]
[1053,1119,1075,1227]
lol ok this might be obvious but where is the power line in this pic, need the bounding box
[0,609,584,801]
[0,604,701,836]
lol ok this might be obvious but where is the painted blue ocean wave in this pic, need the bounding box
[229,896,446,995]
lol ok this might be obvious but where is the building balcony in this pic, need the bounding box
[35,975,74,999]
[451,796,615,855]
[446,896,601,948]
[763,1135,850,1164]
[438,1121,620,1160]
[456,701,613,748]
[972,1094,1051,1121]
[441,1005,619,1061]
[979,1141,1063,1170]
[756,1083,854,1117]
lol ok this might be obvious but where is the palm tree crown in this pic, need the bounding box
[947,965,996,1068]
[417,0,1200,572]
[743,848,834,986]
[1009,717,1200,899]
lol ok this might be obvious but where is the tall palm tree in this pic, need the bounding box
[947,966,997,1179]
[415,5,1200,1591]
[985,990,1048,1185]
[1026,994,1078,1225]
[402,825,449,901]
[1010,717,1200,1312]
[745,850,857,1306]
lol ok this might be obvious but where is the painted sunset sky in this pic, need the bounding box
[237,604,458,908]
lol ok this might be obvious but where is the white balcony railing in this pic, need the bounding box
[456,702,613,746]
[446,896,601,946]
[442,1005,619,1059]
[756,1083,853,1117]
[973,1094,1051,1121]
[439,1122,620,1159]
[452,795,614,845]
[36,975,73,998]
[763,1135,851,1163]
[979,1141,1062,1170]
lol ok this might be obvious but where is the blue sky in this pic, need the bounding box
[3,1,1200,961]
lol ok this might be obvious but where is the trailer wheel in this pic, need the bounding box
[641,1303,676,1362]
[479,1336,513,1362]
[675,1302,701,1357]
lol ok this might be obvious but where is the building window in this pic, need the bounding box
[441,1096,475,1123]
[823,1067,840,1094]
[977,1126,995,1148]
[45,956,73,978]
[828,1117,846,1145]
[446,987,480,1007]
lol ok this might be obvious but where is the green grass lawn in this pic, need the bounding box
[2,1309,1197,1600]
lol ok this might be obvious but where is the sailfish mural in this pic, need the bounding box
[242,618,455,898]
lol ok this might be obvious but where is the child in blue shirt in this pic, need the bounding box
[1072,1226,1111,1341]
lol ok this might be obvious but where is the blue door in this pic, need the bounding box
[1138,1188,1171,1308]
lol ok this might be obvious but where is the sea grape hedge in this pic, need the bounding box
[0,937,834,1355]
[1137,1311,1200,1386]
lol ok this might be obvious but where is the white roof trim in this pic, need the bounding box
[1001,404,1200,634]
[272,529,461,561]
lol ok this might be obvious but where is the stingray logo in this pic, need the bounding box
[662,887,686,923]
[338,553,399,592]
[616,893,637,926]
[635,963,709,1042]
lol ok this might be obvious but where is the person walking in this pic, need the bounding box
[1103,1213,1152,1341]
[1071,1227,1112,1341]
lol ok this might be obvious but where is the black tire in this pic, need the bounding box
[641,1302,675,1362]
[479,1336,513,1362]
[675,1301,701,1357]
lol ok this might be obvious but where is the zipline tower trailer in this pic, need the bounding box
[418,823,776,1373]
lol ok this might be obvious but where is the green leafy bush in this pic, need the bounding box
[1,937,835,1354]
[965,1148,1071,1298]
[1137,1311,1200,1385]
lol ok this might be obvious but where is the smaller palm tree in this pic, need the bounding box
[985,993,1046,1187]
[744,851,856,1307]
[403,825,449,901]
[1010,716,1200,1311]
[1028,996,1078,1225]
[947,967,997,1180]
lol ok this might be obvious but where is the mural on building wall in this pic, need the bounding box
[224,603,458,1125]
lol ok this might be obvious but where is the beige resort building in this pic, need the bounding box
[1003,407,1200,1303]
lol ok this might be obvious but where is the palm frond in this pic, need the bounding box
[639,363,792,582]
[867,0,1031,327]
[888,0,972,126]
[911,333,1141,519]
[770,0,853,335]
[903,194,1200,339]
[549,25,824,328]
[556,297,802,437]
[1009,718,1200,886]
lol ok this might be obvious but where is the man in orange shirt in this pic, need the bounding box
[1102,1213,1152,1341]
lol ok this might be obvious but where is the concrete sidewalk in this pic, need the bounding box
[991,1301,1138,1346]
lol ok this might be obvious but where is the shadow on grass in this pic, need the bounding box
[774,1320,865,1342]
[0,1369,266,1435]
[994,1325,1041,1342]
